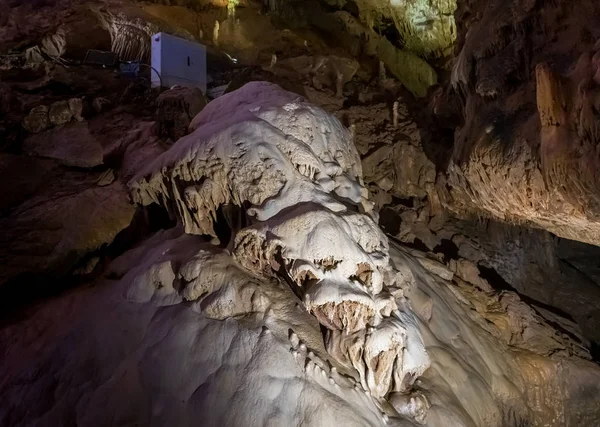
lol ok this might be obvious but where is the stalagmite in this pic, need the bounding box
[130,81,431,418]
[126,81,600,426]
[379,60,386,86]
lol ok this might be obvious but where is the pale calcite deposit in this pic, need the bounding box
[131,81,431,410]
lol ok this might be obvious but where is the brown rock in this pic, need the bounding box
[449,258,493,293]
[438,0,600,247]
[48,100,73,126]
[68,98,84,121]
[116,121,166,183]
[0,159,135,285]
[23,122,104,168]
[362,145,393,186]
[40,9,111,60]
[0,154,57,213]
[92,97,112,114]
[97,169,116,187]
[416,256,454,281]
[393,142,436,200]
[41,27,67,58]
[23,105,50,134]
[156,86,206,141]
[276,55,359,97]
[72,256,101,276]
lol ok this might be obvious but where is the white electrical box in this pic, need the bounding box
[151,32,207,92]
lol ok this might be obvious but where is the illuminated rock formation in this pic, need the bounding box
[131,81,431,411]
[436,0,600,247]
[1,82,599,427]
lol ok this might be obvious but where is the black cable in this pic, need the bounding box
[139,63,163,88]
[118,61,163,88]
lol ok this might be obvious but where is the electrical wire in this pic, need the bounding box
[138,63,163,88]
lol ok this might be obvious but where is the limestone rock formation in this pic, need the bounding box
[435,0,600,246]
[22,122,104,168]
[347,101,436,202]
[394,243,600,426]
[0,154,135,287]
[132,82,430,408]
[48,100,73,126]
[1,1,600,426]
[0,0,193,63]
[351,91,600,350]
[68,98,84,122]
[92,97,112,114]
[2,84,600,427]
[258,0,442,97]
[274,55,359,97]
[319,0,456,56]
[156,86,207,141]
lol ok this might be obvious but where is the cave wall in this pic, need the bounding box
[433,0,600,245]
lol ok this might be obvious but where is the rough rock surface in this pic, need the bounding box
[275,55,359,97]
[256,1,440,97]
[320,0,456,56]
[0,154,135,287]
[432,0,600,246]
[48,100,74,126]
[337,76,600,353]
[132,83,432,409]
[345,101,436,202]
[68,98,84,121]
[1,233,597,427]
[0,0,193,62]
[22,122,104,168]
[426,217,600,349]
[93,3,194,62]
[1,1,600,426]
[156,86,206,141]
[22,105,50,134]
[2,84,599,427]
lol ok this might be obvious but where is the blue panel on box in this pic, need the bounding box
[151,32,207,93]
[120,61,140,76]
